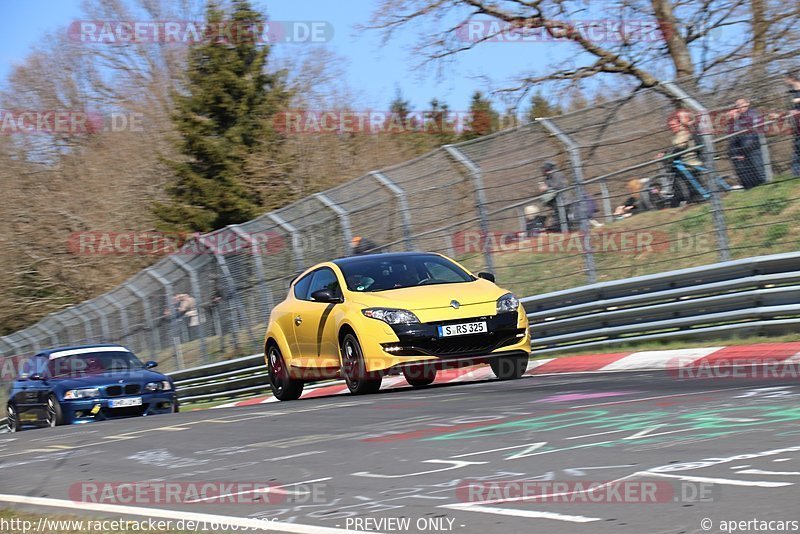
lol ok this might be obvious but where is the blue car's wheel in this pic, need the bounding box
[6,404,20,433]
[46,395,64,427]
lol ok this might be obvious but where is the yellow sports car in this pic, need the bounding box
[263,252,530,400]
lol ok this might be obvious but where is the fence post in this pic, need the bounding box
[268,213,305,273]
[102,294,130,346]
[18,330,40,354]
[757,132,774,183]
[51,312,71,348]
[229,224,274,320]
[370,171,415,251]
[535,118,598,284]
[126,281,159,360]
[68,306,93,343]
[661,81,731,262]
[37,322,59,347]
[145,268,184,369]
[198,236,250,354]
[87,300,110,342]
[314,193,354,255]
[169,255,209,363]
[443,145,495,273]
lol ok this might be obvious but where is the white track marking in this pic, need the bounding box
[643,471,792,487]
[564,429,629,440]
[450,442,547,458]
[353,459,487,479]
[600,347,723,371]
[569,386,753,408]
[734,469,800,476]
[267,451,325,462]
[0,493,372,534]
[185,477,332,503]
[440,503,601,523]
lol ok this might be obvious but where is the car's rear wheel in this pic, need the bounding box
[403,365,437,387]
[46,395,63,427]
[6,404,20,433]
[341,333,382,395]
[267,344,304,401]
[490,353,529,380]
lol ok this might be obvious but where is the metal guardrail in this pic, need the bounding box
[163,251,800,405]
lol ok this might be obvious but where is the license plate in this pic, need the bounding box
[438,321,487,337]
[109,397,142,408]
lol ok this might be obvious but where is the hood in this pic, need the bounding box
[51,368,168,388]
[349,278,507,312]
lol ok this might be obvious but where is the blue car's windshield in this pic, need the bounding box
[48,351,145,377]
[337,254,474,292]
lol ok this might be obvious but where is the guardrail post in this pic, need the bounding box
[169,255,209,363]
[370,171,415,251]
[757,132,774,183]
[145,268,184,369]
[229,225,275,321]
[535,118,598,284]
[268,213,305,273]
[102,294,130,346]
[443,145,495,273]
[661,81,731,262]
[87,300,110,342]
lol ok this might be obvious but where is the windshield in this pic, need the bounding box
[47,351,145,377]
[338,255,474,292]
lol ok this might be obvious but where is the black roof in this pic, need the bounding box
[331,251,440,267]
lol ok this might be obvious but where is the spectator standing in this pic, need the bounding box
[539,162,576,231]
[727,98,766,189]
[786,70,800,177]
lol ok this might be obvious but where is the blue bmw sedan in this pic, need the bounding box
[5,344,178,432]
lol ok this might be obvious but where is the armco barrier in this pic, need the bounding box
[160,251,800,405]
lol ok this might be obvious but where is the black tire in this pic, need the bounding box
[403,365,437,387]
[490,353,529,380]
[46,395,64,427]
[267,344,304,401]
[341,333,382,395]
[6,403,20,433]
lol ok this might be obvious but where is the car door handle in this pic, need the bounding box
[294,315,302,326]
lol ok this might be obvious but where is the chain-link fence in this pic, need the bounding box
[2,59,799,376]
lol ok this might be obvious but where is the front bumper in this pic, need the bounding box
[62,392,177,424]
[361,309,530,373]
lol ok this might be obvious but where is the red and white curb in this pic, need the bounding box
[212,342,800,408]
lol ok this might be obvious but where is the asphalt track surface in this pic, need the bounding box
[2,369,800,534]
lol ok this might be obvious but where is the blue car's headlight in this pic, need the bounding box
[63,388,100,400]
[496,293,520,313]
[362,308,420,325]
[145,381,173,392]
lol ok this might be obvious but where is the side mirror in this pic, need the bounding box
[28,373,44,381]
[145,361,158,369]
[478,272,496,283]
[310,288,343,304]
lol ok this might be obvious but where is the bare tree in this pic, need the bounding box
[369,0,800,102]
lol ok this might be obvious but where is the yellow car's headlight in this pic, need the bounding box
[496,293,519,313]
[362,308,420,325]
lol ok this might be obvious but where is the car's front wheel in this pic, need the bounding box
[268,344,304,401]
[490,353,529,380]
[6,404,20,432]
[341,333,382,395]
[46,395,64,427]
[403,365,437,387]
